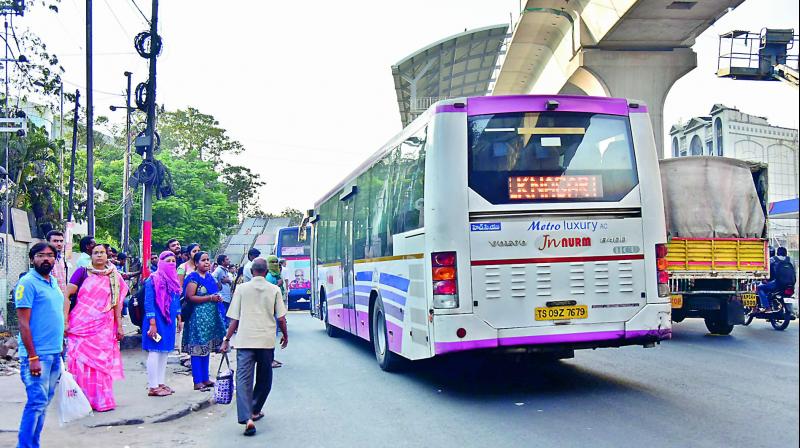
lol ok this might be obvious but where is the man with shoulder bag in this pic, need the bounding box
[220,258,288,437]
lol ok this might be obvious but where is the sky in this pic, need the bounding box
[16,0,800,215]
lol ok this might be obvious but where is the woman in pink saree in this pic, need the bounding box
[65,244,128,412]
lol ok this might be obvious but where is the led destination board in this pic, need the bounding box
[508,175,603,200]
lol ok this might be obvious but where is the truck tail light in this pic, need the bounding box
[656,244,669,297]
[432,251,458,309]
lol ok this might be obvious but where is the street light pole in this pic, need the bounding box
[85,0,95,235]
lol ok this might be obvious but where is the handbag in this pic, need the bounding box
[214,352,234,405]
[180,296,195,322]
[128,279,147,328]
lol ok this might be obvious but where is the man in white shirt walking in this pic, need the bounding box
[221,258,288,437]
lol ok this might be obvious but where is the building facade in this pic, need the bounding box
[668,104,799,250]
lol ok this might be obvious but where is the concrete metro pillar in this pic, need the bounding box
[578,48,696,159]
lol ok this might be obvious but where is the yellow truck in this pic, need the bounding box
[660,157,769,335]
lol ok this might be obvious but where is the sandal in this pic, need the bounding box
[148,388,170,397]
[252,412,264,422]
[194,383,211,391]
[272,360,283,368]
[158,384,174,394]
[203,380,215,388]
[244,421,256,436]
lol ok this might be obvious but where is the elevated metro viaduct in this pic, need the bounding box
[492,0,747,158]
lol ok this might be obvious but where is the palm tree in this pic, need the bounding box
[0,124,61,235]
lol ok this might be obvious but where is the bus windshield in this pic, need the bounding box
[278,227,311,257]
[468,112,639,204]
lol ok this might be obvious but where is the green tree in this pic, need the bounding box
[5,1,68,108]
[159,107,243,164]
[93,135,238,256]
[1,124,61,235]
[220,165,265,217]
[157,107,264,218]
[278,207,304,226]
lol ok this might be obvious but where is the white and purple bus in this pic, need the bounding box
[310,95,671,371]
[274,226,312,310]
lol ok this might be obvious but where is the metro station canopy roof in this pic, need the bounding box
[392,25,509,127]
[769,199,799,220]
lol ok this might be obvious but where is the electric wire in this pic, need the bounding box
[128,0,151,26]
[102,0,133,40]
[61,79,124,98]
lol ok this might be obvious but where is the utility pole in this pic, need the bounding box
[111,71,134,257]
[2,17,9,288]
[66,90,80,263]
[60,83,64,220]
[85,0,95,234]
[141,0,159,278]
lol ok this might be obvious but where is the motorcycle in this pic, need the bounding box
[742,286,796,331]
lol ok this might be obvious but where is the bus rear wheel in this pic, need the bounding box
[371,298,402,372]
[322,298,340,338]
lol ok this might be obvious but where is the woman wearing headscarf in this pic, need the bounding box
[66,244,128,411]
[181,251,226,390]
[265,255,287,368]
[265,255,286,297]
[177,243,201,286]
[142,251,183,397]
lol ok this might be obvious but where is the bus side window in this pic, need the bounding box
[353,165,372,260]
[390,126,426,235]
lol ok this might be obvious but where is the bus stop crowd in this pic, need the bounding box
[10,231,291,447]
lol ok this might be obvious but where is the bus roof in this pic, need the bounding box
[456,95,644,117]
[312,94,646,209]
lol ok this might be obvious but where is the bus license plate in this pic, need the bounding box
[671,294,683,309]
[535,305,588,321]
[741,293,758,308]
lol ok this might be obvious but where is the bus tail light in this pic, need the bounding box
[656,244,669,297]
[432,251,458,309]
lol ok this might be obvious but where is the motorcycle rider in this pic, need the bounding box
[757,246,796,312]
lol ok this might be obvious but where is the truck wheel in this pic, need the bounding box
[371,298,403,372]
[704,317,734,335]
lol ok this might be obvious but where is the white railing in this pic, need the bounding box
[410,96,449,112]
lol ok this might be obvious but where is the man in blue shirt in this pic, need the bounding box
[15,242,66,448]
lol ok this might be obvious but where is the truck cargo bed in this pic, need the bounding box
[666,237,768,279]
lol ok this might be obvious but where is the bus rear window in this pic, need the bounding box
[468,112,639,204]
[279,227,311,257]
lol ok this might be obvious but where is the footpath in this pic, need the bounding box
[0,328,226,435]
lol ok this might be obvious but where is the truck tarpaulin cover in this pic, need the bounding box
[659,157,765,238]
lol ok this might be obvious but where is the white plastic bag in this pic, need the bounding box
[57,362,93,425]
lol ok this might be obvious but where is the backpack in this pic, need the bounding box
[128,279,147,328]
[774,258,796,288]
